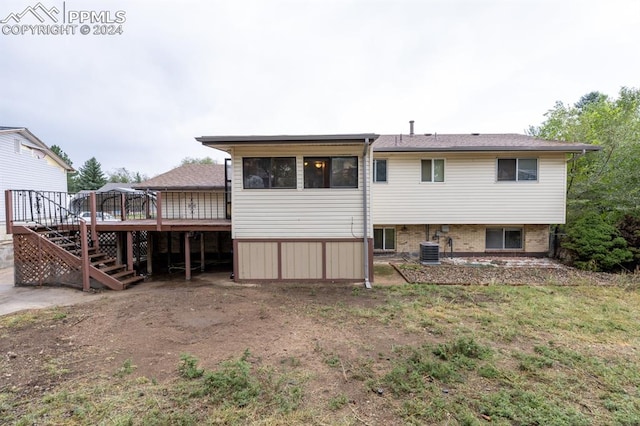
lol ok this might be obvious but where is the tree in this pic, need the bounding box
[180,157,216,166]
[530,87,640,214]
[50,145,79,192]
[75,157,107,191]
[107,167,148,183]
[563,212,632,271]
[529,87,640,270]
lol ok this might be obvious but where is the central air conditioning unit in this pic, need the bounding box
[420,242,440,265]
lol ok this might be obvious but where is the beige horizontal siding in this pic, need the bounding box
[372,152,567,224]
[230,145,371,239]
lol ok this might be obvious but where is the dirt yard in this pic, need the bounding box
[1,260,636,424]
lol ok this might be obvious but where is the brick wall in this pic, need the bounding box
[388,223,550,257]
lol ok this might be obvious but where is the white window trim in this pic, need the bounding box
[496,158,539,182]
[485,227,524,250]
[374,227,396,251]
[420,158,445,183]
[373,158,388,183]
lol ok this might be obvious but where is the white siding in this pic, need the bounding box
[0,132,68,224]
[230,145,372,239]
[372,152,567,225]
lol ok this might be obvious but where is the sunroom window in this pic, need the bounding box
[243,157,296,189]
[303,156,358,188]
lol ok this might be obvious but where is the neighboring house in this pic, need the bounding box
[197,134,377,284]
[197,130,599,283]
[371,131,600,257]
[0,127,73,267]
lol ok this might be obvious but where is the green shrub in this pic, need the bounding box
[564,212,633,271]
[178,354,204,379]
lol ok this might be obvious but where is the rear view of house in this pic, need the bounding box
[371,129,600,258]
[197,134,378,284]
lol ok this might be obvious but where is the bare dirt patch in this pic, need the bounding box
[2,261,637,424]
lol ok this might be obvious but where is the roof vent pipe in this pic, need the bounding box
[409,120,414,136]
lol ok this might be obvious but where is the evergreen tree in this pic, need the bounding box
[50,145,79,192]
[75,157,107,191]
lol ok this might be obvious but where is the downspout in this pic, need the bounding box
[363,138,372,289]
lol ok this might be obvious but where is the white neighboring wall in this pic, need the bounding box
[0,131,69,239]
[372,152,568,225]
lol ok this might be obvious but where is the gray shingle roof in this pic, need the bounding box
[373,133,600,152]
[133,163,226,190]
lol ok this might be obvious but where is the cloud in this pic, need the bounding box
[1,0,639,176]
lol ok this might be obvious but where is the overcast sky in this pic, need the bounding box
[1,0,639,178]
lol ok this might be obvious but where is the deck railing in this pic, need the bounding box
[7,190,77,228]
[5,189,228,233]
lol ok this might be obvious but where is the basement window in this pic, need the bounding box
[303,156,358,188]
[374,227,396,251]
[486,227,523,250]
[243,157,296,189]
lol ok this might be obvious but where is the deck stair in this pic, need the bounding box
[34,224,144,291]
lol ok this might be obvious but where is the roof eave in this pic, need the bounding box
[373,146,602,153]
[197,134,379,151]
[133,186,225,191]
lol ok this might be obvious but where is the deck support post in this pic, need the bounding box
[184,232,191,280]
[200,232,205,272]
[126,231,134,271]
[146,232,153,276]
[5,190,13,235]
[80,223,90,291]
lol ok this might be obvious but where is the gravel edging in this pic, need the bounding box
[392,263,637,286]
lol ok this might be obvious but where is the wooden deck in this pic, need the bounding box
[85,218,232,232]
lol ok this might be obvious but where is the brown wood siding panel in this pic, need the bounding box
[281,241,323,279]
[326,241,363,279]
[237,241,278,280]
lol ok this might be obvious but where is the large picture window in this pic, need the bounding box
[497,158,538,181]
[373,159,387,182]
[374,227,396,251]
[303,156,358,188]
[486,228,523,250]
[243,157,296,189]
[421,159,445,182]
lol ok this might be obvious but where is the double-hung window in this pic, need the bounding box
[421,159,444,182]
[486,228,523,250]
[243,157,296,189]
[303,156,358,188]
[373,159,387,183]
[497,158,538,181]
